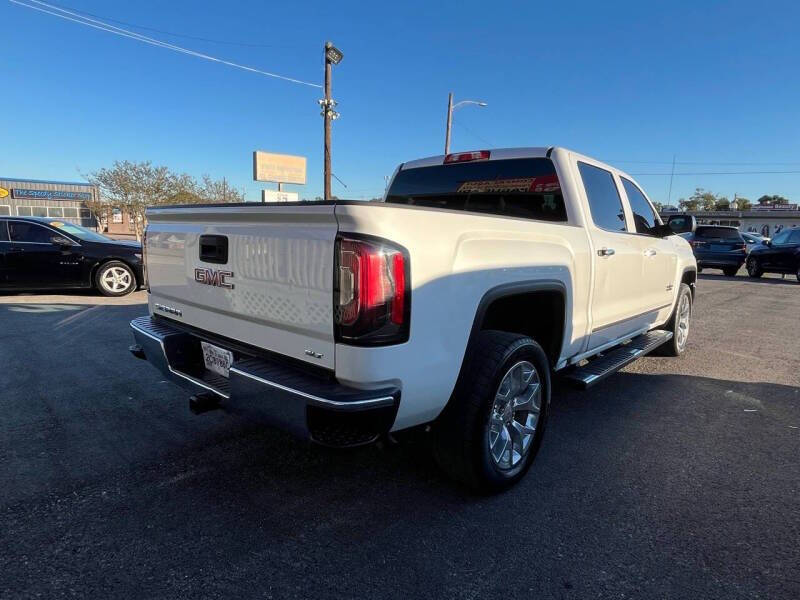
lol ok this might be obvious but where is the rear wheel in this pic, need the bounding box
[723,266,739,277]
[432,330,549,493]
[657,283,692,357]
[796,266,800,283]
[746,256,763,278]
[95,261,136,297]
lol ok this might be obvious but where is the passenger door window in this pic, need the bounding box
[8,221,55,244]
[0,221,9,242]
[788,229,800,244]
[578,162,627,232]
[621,178,659,235]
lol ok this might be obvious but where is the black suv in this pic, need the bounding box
[0,217,144,296]
[746,227,800,282]
[682,225,747,276]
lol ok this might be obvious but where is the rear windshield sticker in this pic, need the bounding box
[457,175,560,194]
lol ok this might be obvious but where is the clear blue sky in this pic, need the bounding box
[2,0,800,204]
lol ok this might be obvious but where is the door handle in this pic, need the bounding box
[597,247,616,257]
[644,248,657,257]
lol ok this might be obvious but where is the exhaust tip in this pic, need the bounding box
[189,393,221,415]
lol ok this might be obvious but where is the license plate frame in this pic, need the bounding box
[201,341,234,378]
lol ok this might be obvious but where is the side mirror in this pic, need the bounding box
[50,235,73,247]
[651,223,675,238]
[666,214,697,234]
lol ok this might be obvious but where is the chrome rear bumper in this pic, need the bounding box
[129,315,400,447]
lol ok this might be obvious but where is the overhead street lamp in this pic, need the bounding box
[444,92,488,154]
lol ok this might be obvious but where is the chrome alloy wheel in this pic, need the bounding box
[675,293,691,351]
[488,360,541,470]
[100,266,132,293]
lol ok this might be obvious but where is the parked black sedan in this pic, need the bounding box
[681,225,747,276]
[0,217,144,296]
[746,227,800,282]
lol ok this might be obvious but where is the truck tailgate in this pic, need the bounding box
[145,204,337,369]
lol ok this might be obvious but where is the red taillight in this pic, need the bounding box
[444,150,490,164]
[335,235,410,345]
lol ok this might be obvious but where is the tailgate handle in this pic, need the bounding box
[199,235,228,264]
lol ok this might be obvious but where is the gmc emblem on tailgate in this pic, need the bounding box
[194,268,234,289]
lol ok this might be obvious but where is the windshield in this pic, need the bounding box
[47,221,115,243]
[386,158,567,222]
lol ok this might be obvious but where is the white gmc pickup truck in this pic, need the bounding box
[130,147,697,491]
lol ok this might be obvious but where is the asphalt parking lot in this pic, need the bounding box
[2,273,799,599]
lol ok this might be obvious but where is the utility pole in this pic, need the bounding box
[323,45,332,201]
[320,41,343,200]
[444,93,486,154]
[444,92,453,155]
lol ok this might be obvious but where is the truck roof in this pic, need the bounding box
[401,147,552,170]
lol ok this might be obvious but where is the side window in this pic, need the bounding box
[578,162,627,232]
[8,221,54,244]
[789,229,800,244]
[621,177,659,235]
[0,221,8,242]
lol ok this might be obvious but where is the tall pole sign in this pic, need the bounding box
[320,41,342,201]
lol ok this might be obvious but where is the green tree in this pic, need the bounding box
[714,198,730,210]
[733,196,751,210]
[88,161,174,240]
[679,188,727,211]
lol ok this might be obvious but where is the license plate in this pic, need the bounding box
[201,341,233,378]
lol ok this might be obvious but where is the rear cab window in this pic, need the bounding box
[385,158,567,222]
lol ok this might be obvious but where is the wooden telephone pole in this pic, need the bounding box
[321,41,342,200]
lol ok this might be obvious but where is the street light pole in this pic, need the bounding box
[444,94,487,154]
[444,92,453,155]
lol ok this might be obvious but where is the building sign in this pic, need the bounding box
[751,203,798,211]
[261,189,300,203]
[11,188,92,201]
[0,187,9,198]
[253,151,307,184]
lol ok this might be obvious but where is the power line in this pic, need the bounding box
[9,0,321,88]
[631,170,800,176]
[609,159,800,166]
[452,119,495,149]
[34,0,304,49]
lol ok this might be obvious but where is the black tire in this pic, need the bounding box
[95,261,137,297]
[796,266,800,284]
[432,330,550,493]
[657,283,692,357]
[746,256,763,278]
[723,266,739,277]
[697,267,703,273]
